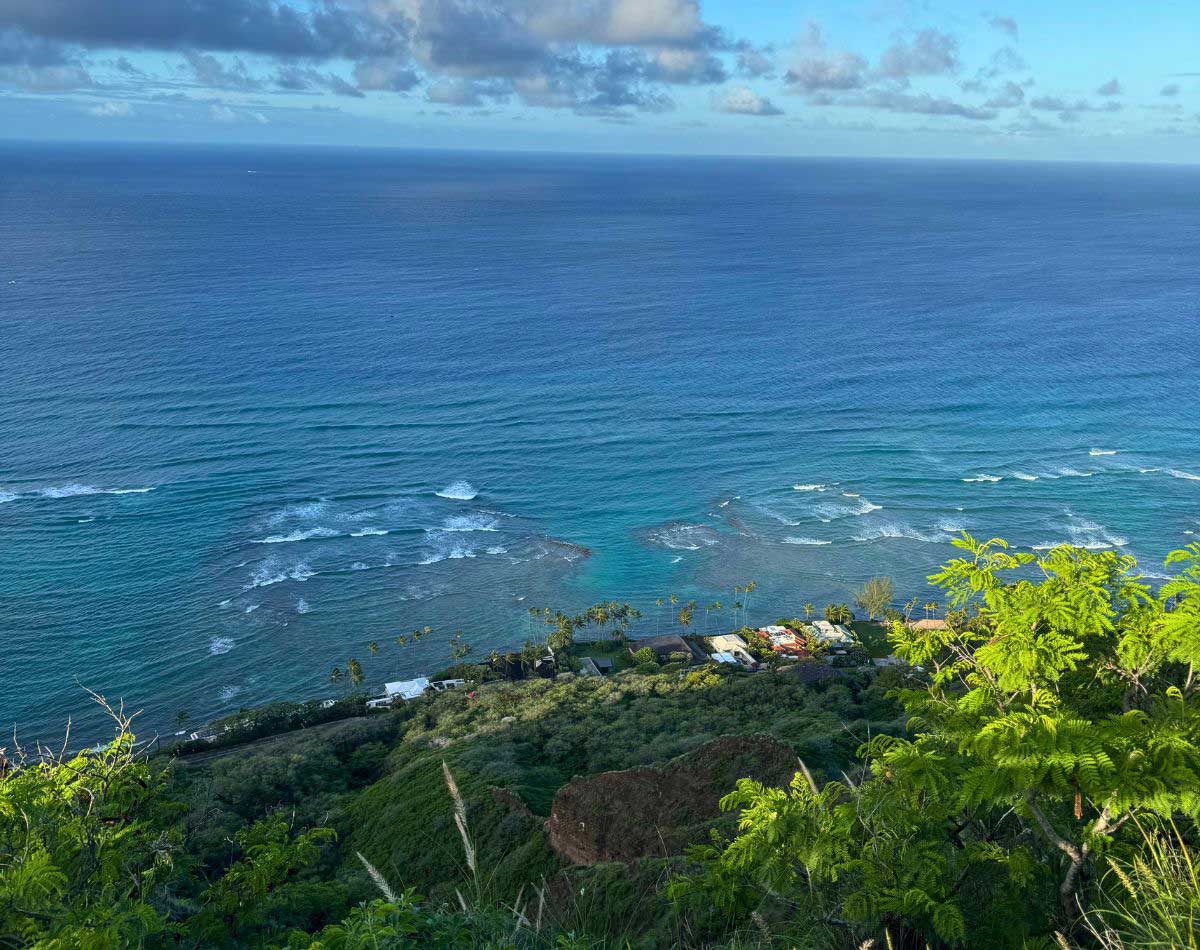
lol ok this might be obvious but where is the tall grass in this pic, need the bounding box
[1082,817,1199,949]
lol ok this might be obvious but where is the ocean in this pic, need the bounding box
[1,142,1198,744]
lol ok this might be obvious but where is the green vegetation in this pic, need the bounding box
[3,537,1199,947]
[853,575,895,621]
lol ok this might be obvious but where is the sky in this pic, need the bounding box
[1,0,1198,161]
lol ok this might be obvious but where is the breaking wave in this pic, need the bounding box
[38,483,155,498]
[792,483,828,492]
[296,598,311,614]
[1012,472,1038,481]
[782,536,832,546]
[436,480,477,500]
[253,527,338,544]
[209,637,235,655]
[437,513,498,532]
[350,527,389,537]
[245,561,316,589]
[1168,469,1200,481]
[1089,449,1118,456]
[646,523,720,551]
[963,474,1002,483]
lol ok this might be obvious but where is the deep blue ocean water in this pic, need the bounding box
[2,143,1198,743]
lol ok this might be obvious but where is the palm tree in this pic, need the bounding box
[367,640,379,655]
[743,580,758,627]
[655,598,664,635]
[803,602,814,620]
[329,666,343,689]
[347,658,364,692]
[395,634,407,647]
[175,709,190,731]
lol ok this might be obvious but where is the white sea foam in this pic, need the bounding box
[812,496,882,520]
[1168,469,1200,481]
[244,604,259,613]
[1056,467,1094,478]
[1089,449,1117,456]
[265,500,328,526]
[1012,472,1039,481]
[419,543,477,565]
[0,489,17,504]
[792,483,827,492]
[39,483,154,498]
[842,491,860,498]
[782,536,832,546]
[485,545,508,555]
[350,527,389,537]
[852,521,947,543]
[962,474,1002,483]
[209,637,235,655]
[1139,468,1160,474]
[438,513,498,532]
[436,480,478,500]
[350,561,369,570]
[296,598,311,614]
[219,685,241,702]
[77,517,95,523]
[648,524,720,551]
[246,561,315,589]
[254,526,338,544]
[671,556,683,563]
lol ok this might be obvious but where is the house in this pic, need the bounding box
[810,620,855,647]
[630,633,694,662]
[430,678,466,692]
[757,625,808,658]
[367,676,430,709]
[708,633,748,653]
[579,656,614,677]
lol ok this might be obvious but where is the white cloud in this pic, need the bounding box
[87,100,133,117]
[716,85,782,116]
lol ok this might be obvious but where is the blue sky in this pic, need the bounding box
[1,0,1197,161]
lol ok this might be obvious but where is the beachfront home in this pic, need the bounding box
[757,625,808,658]
[706,633,757,669]
[367,676,430,709]
[631,633,696,662]
[810,620,855,647]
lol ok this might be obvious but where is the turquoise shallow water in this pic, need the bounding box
[1,143,1198,743]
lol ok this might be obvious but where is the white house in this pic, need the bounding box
[367,676,431,709]
[708,633,748,652]
[810,620,855,647]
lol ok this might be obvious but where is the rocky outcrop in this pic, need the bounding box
[544,734,799,864]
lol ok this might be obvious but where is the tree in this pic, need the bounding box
[677,600,696,635]
[175,709,190,731]
[823,602,853,624]
[447,631,472,675]
[367,640,379,655]
[688,535,1200,944]
[803,602,815,620]
[0,698,332,947]
[854,575,895,621]
[329,666,343,688]
[346,658,365,692]
[632,647,657,666]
